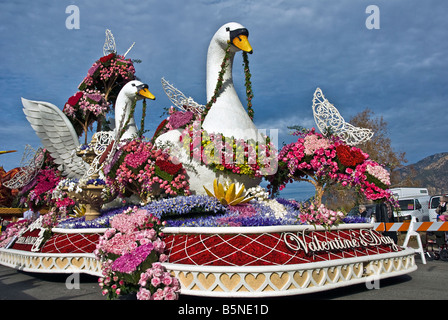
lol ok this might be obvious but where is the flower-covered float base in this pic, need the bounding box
[0,220,103,276]
[162,224,416,297]
[0,221,416,297]
[0,249,102,276]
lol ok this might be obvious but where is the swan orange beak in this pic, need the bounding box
[232,35,253,54]
[137,84,156,100]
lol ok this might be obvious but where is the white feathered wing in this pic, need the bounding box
[21,98,88,178]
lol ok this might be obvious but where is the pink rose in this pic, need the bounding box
[164,288,178,300]
[162,273,173,286]
[136,288,152,300]
[139,272,150,286]
[152,288,165,300]
[151,276,161,287]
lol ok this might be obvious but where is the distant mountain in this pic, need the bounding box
[395,152,448,195]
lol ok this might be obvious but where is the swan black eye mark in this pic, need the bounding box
[227,27,249,43]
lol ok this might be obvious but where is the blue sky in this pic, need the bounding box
[1,0,447,174]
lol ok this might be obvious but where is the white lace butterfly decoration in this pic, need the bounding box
[312,88,374,146]
[103,29,135,57]
[161,77,204,115]
[2,145,45,189]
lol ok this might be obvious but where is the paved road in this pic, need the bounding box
[0,255,446,301]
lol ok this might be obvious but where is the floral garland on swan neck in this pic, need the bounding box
[201,41,254,123]
[117,97,147,140]
[242,51,254,120]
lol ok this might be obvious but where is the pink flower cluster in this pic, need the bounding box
[33,168,60,196]
[78,53,136,94]
[41,208,59,229]
[105,139,190,202]
[110,208,151,234]
[298,201,345,227]
[96,207,164,256]
[54,196,76,216]
[365,161,390,186]
[19,167,61,211]
[0,220,30,248]
[356,161,392,201]
[63,89,109,119]
[169,111,194,130]
[99,56,135,82]
[268,128,393,202]
[303,134,331,155]
[95,206,178,300]
[272,129,342,192]
[137,262,180,300]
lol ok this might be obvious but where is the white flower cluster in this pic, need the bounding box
[247,186,269,201]
[53,179,83,200]
[247,186,287,219]
[264,199,288,219]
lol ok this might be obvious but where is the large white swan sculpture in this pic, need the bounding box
[157,22,264,194]
[22,80,155,179]
[203,22,261,141]
[162,22,262,141]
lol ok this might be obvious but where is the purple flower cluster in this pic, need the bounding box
[168,111,194,130]
[56,205,133,229]
[144,195,225,219]
[111,242,154,274]
[86,178,106,186]
[162,199,298,227]
[342,215,371,224]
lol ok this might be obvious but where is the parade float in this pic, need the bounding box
[0,23,416,300]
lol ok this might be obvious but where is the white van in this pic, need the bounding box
[390,187,430,222]
[391,187,429,199]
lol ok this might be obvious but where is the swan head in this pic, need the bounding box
[121,80,156,101]
[213,22,253,54]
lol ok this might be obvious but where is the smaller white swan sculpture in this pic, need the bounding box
[22,80,155,179]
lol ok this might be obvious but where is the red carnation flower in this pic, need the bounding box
[99,53,115,63]
[336,145,365,167]
[155,159,182,175]
[152,119,168,141]
[67,91,83,106]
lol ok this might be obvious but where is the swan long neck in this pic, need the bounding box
[206,40,237,102]
[202,31,261,142]
[115,92,137,139]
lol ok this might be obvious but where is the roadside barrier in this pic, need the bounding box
[374,221,448,232]
[373,217,448,265]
